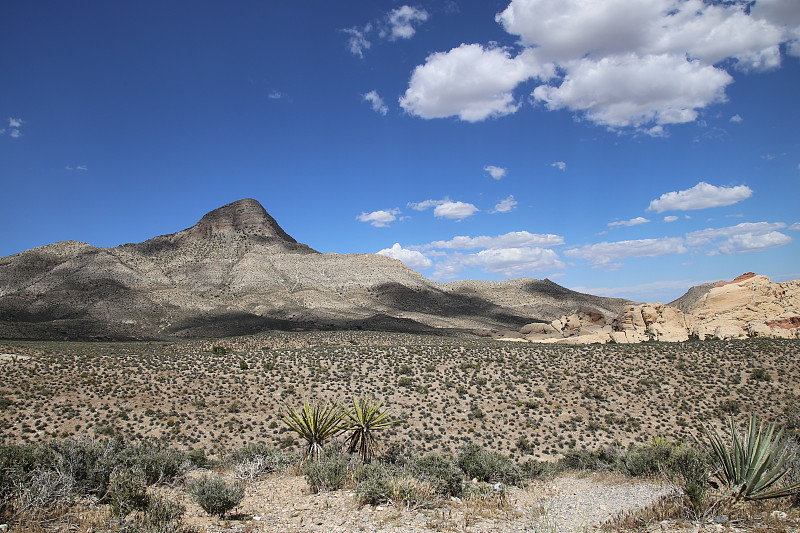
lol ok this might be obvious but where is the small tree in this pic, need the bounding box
[342,397,398,463]
[281,400,344,460]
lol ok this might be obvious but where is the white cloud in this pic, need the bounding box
[608,216,650,227]
[462,247,565,277]
[484,165,507,180]
[399,44,553,122]
[565,237,687,266]
[408,199,443,211]
[551,161,566,171]
[343,25,372,58]
[378,243,432,270]
[356,208,401,227]
[647,181,753,213]
[683,221,793,256]
[789,223,800,231]
[663,215,678,223]
[532,53,733,129]
[423,230,564,250]
[4,117,23,138]
[491,195,517,213]
[363,90,388,115]
[685,221,787,247]
[713,231,792,255]
[730,114,743,123]
[404,0,796,130]
[434,201,479,220]
[386,6,428,40]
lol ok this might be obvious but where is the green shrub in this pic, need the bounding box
[124,440,187,485]
[186,447,210,469]
[108,468,149,517]
[354,462,393,505]
[622,440,674,477]
[409,454,463,497]
[0,443,39,514]
[302,449,350,493]
[666,444,711,514]
[145,494,185,529]
[456,444,522,484]
[354,462,435,508]
[189,474,244,518]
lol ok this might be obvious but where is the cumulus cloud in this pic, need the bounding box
[462,247,565,277]
[403,0,796,131]
[385,6,429,40]
[565,237,688,266]
[608,216,650,227]
[356,208,401,227]
[491,195,518,213]
[647,181,753,212]
[408,198,479,220]
[789,223,800,231]
[682,221,792,255]
[377,243,432,270]
[713,231,792,255]
[484,165,507,180]
[363,90,388,115]
[422,231,564,250]
[685,221,787,247]
[533,53,732,128]
[551,161,566,171]
[434,201,479,220]
[664,215,679,223]
[730,114,743,123]
[399,44,553,122]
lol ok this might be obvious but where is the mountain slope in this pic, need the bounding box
[0,199,629,340]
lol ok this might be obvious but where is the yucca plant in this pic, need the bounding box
[342,397,398,463]
[703,414,800,501]
[280,400,344,461]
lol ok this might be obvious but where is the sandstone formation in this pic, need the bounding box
[689,273,800,340]
[0,199,629,340]
[496,272,800,344]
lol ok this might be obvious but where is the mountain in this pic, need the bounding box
[0,199,629,340]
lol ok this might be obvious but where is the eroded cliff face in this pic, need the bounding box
[496,273,799,344]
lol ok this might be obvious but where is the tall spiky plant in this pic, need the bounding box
[342,397,398,463]
[703,414,800,501]
[280,400,344,461]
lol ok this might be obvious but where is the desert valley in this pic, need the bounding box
[1,199,799,533]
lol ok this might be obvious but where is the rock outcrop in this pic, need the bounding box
[689,273,800,340]
[493,272,799,344]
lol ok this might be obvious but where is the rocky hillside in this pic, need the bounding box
[0,199,629,340]
[492,272,800,344]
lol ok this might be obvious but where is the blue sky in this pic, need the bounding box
[2,0,799,303]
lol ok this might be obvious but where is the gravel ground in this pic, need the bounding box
[171,472,679,533]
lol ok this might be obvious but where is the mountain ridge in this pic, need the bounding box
[0,198,630,340]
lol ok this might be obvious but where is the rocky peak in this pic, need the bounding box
[182,198,298,243]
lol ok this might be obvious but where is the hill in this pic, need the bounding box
[0,199,628,340]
